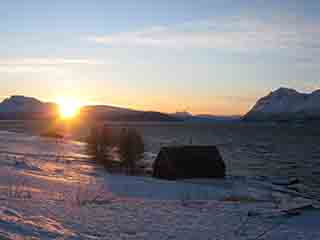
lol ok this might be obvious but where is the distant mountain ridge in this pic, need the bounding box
[243,87,320,121]
[171,111,241,122]
[0,96,179,122]
[81,105,179,122]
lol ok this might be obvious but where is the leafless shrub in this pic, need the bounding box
[86,125,115,169]
[118,128,145,175]
[68,180,111,207]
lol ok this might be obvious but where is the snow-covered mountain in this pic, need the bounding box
[0,96,58,119]
[0,96,55,113]
[243,88,320,121]
[172,111,193,119]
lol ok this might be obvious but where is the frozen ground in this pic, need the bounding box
[0,130,319,239]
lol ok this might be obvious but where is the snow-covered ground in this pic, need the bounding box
[0,130,319,239]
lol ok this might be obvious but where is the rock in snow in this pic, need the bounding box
[244,87,320,121]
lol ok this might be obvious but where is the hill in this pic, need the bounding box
[0,96,179,122]
[243,88,320,122]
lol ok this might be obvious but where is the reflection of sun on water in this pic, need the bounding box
[57,98,81,119]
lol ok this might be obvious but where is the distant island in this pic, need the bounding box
[243,87,320,122]
[171,111,241,122]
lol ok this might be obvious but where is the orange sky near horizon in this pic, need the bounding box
[0,92,256,116]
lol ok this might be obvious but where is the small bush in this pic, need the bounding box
[118,128,145,175]
[86,126,145,175]
[87,125,114,168]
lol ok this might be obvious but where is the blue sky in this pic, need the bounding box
[0,0,319,115]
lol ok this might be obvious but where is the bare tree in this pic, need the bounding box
[118,128,145,175]
[87,124,114,168]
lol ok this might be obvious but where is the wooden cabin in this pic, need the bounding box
[152,146,226,180]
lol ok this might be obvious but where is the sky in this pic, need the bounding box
[0,0,320,115]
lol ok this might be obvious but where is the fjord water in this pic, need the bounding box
[111,122,320,199]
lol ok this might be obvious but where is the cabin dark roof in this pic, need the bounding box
[158,145,221,161]
[153,145,226,180]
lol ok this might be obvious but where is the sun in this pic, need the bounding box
[57,98,81,119]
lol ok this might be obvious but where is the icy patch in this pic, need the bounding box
[263,209,320,240]
[14,160,41,172]
[0,131,89,161]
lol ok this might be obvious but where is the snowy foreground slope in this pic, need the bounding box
[0,131,319,239]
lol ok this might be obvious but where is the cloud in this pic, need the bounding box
[0,66,60,73]
[0,58,107,73]
[88,16,320,53]
[0,58,106,66]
